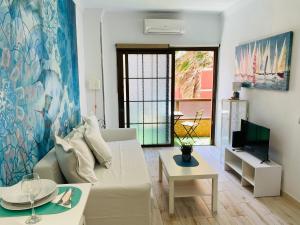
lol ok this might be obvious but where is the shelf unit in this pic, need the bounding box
[220,100,248,162]
[224,147,282,197]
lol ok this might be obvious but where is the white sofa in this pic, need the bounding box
[34,128,151,225]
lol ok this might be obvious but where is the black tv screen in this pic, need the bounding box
[240,119,270,161]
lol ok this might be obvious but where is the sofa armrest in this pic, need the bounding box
[100,128,136,142]
[33,148,66,184]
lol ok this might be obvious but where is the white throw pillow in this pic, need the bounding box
[84,124,112,168]
[55,134,98,183]
[83,115,100,131]
[71,124,86,138]
[69,138,95,167]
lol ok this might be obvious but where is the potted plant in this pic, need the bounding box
[180,140,193,162]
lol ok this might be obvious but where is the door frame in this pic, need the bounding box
[116,46,219,146]
[116,48,175,147]
[171,47,219,145]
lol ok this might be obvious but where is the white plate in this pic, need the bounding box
[1,188,58,211]
[2,179,57,204]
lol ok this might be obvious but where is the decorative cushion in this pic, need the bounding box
[69,137,95,166]
[83,115,100,131]
[84,124,112,168]
[54,134,98,183]
[71,124,86,138]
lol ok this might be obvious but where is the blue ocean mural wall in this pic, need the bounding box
[0,0,80,186]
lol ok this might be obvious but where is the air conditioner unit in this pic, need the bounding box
[144,19,184,35]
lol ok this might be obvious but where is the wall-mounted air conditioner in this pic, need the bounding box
[144,19,185,35]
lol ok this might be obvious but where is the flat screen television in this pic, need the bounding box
[240,119,270,162]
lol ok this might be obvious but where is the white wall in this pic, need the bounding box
[82,9,106,122]
[218,0,300,201]
[99,11,222,127]
[75,0,88,116]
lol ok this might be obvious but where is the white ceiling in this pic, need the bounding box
[80,0,242,12]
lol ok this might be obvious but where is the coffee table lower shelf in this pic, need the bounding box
[173,180,212,198]
[158,151,218,215]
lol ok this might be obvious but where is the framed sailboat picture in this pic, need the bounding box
[235,31,293,91]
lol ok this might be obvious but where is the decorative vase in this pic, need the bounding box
[180,145,193,163]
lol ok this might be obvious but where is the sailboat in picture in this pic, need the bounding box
[235,31,293,91]
[255,44,265,83]
[235,56,242,81]
[246,44,254,82]
[251,43,257,84]
[240,50,246,79]
[272,43,278,75]
[277,39,287,79]
[264,42,276,81]
[270,43,283,81]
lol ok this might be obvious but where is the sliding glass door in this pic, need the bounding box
[117,49,173,146]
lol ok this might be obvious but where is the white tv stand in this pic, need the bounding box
[224,147,282,197]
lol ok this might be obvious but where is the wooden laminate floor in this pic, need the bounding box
[144,146,300,225]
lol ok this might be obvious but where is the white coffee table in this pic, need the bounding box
[159,150,218,215]
[0,183,91,225]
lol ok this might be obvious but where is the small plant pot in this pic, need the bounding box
[180,145,193,163]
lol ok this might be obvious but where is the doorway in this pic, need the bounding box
[174,48,218,146]
[117,48,174,146]
[117,46,218,147]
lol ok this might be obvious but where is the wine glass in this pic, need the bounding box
[21,173,41,224]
